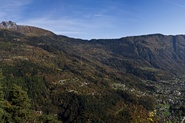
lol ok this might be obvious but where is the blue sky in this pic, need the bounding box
[1,0,185,39]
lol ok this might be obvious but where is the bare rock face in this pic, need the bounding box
[0,21,17,29]
[0,21,54,36]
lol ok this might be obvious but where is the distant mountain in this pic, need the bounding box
[88,34,185,77]
[0,21,54,36]
[0,22,184,122]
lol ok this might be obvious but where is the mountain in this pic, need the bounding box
[0,21,184,122]
[89,34,185,76]
[0,21,54,36]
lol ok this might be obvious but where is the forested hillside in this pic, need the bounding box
[0,25,185,122]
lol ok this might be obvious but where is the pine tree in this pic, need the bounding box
[7,84,31,123]
[0,84,5,123]
[0,68,5,123]
[0,69,11,123]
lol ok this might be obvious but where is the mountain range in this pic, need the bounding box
[0,21,184,123]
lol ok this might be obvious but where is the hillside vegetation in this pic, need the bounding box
[0,27,185,122]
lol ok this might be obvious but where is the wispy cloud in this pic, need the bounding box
[18,16,113,39]
[0,0,32,20]
[163,0,185,9]
[0,0,143,39]
[18,18,78,36]
[15,0,141,40]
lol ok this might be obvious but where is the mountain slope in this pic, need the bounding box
[0,23,184,122]
[87,34,185,77]
[0,21,54,36]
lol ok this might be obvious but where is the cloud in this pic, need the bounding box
[17,15,116,39]
[15,0,139,39]
[0,0,32,20]
[0,0,31,7]
[0,0,141,39]
[17,17,88,37]
[163,0,185,9]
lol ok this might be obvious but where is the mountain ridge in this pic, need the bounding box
[0,22,185,77]
[0,21,54,36]
[0,22,184,122]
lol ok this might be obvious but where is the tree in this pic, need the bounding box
[0,69,7,123]
[7,84,31,123]
[0,84,5,123]
[139,96,156,111]
[0,69,12,123]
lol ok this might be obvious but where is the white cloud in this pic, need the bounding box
[0,0,32,20]
[17,17,88,37]
[15,1,131,39]
[163,0,185,9]
[0,0,136,39]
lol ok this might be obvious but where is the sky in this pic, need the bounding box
[1,0,185,39]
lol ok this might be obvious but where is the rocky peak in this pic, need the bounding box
[0,21,17,29]
[0,21,54,36]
